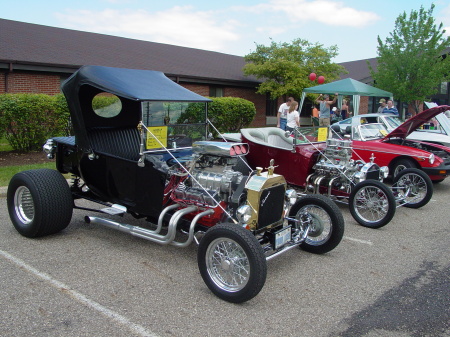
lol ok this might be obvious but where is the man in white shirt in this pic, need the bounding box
[277,97,294,130]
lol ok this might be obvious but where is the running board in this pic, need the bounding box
[100,204,127,215]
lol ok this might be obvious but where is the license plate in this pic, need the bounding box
[275,226,291,249]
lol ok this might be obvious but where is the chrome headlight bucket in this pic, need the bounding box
[354,170,366,183]
[43,139,56,159]
[236,205,253,224]
[285,189,298,205]
[380,166,389,179]
[429,153,435,165]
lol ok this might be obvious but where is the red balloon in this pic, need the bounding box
[318,75,325,84]
[309,73,316,81]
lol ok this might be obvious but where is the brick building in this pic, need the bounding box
[1,18,449,125]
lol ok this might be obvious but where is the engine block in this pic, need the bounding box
[306,138,380,195]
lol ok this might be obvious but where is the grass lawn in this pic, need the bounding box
[0,162,59,186]
[0,138,13,152]
[0,137,67,186]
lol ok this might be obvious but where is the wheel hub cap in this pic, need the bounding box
[14,186,35,224]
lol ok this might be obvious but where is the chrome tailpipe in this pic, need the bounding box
[85,204,213,246]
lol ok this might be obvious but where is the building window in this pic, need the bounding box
[209,87,224,97]
[266,95,277,116]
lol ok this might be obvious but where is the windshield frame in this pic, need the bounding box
[353,123,389,141]
[140,100,208,153]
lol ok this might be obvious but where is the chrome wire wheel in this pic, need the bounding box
[393,164,407,177]
[353,186,389,222]
[350,180,396,228]
[198,223,266,303]
[205,238,250,292]
[393,168,433,209]
[298,205,332,246]
[288,195,344,254]
[14,186,35,225]
[351,184,395,227]
[396,173,426,200]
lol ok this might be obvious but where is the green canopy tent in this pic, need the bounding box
[300,78,393,117]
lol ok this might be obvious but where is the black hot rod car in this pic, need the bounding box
[7,66,344,303]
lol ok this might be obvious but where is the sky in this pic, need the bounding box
[2,0,450,63]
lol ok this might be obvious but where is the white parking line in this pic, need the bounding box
[343,236,373,245]
[0,249,159,337]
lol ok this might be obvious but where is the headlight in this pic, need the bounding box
[43,139,55,159]
[285,189,298,205]
[380,166,389,179]
[236,205,252,224]
[429,153,435,164]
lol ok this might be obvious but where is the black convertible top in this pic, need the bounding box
[61,65,211,150]
[62,65,211,102]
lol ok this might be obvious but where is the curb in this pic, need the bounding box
[0,186,7,198]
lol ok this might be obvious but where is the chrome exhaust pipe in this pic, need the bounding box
[85,206,198,245]
[171,209,214,247]
[85,205,215,247]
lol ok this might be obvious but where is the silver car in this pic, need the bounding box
[335,110,450,147]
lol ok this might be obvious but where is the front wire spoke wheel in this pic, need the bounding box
[349,180,396,228]
[198,223,266,303]
[299,205,332,246]
[393,168,433,209]
[288,195,344,254]
[207,238,250,291]
[355,187,388,220]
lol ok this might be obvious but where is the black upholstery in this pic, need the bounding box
[88,127,141,161]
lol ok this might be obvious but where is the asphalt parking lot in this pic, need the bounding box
[0,180,449,337]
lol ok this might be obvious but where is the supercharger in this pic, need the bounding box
[168,142,247,207]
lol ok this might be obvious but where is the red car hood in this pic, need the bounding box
[383,105,450,140]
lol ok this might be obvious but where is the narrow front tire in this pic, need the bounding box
[288,194,344,254]
[392,168,433,209]
[197,223,267,303]
[349,180,396,228]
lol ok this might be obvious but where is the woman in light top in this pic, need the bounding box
[286,101,300,132]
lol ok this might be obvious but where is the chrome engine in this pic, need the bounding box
[169,142,247,207]
[305,138,388,195]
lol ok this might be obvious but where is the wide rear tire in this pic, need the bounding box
[7,169,73,237]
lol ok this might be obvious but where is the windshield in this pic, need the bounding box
[141,101,208,151]
[294,126,329,144]
[354,124,388,141]
[383,116,402,129]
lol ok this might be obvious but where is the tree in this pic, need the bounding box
[243,38,346,100]
[370,4,450,114]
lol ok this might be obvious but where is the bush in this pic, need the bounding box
[0,93,70,152]
[179,97,256,136]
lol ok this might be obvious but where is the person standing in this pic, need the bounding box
[341,99,349,119]
[316,93,338,126]
[382,100,399,115]
[277,97,293,130]
[377,99,387,113]
[286,101,300,132]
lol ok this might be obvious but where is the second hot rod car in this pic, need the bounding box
[224,125,433,228]
[7,66,345,303]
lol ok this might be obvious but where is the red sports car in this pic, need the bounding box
[337,105,450,182]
